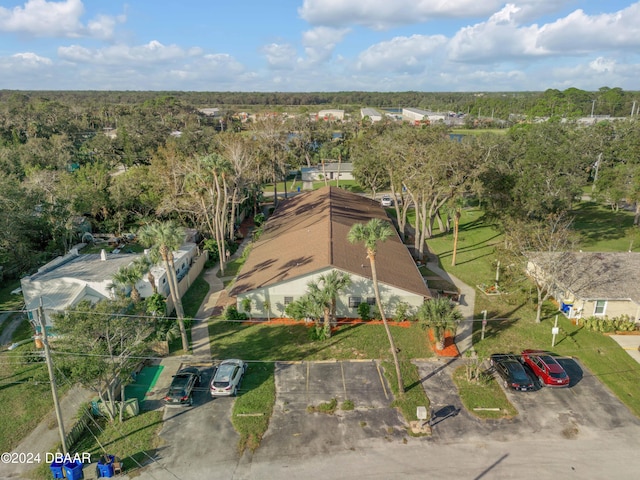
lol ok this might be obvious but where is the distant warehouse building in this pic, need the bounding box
[402,108,446,124]
[317,109,345,121]
[360,108,383,122]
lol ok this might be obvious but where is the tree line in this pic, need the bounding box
[1,90,639,282]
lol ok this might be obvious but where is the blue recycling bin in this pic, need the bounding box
[64,459,84,480]
[49,460,65,479]
[97,455,114,478]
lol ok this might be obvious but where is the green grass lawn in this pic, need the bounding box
[56,410,164,475]
[0,344,71,453]
[572,201,638,252]
[452,366,518,419]
[424,204,640,418]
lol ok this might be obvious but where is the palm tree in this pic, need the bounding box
[322,270,352,326]
[111,264,144,303]
[133,249,161,294]
[417,297,464,350]
[307,270,352,338]
[138,221,189,352]
[348,218,405,395]
[307,279,333,338]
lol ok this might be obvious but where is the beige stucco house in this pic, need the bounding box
[527,251,640,322]
[230,186,430,319]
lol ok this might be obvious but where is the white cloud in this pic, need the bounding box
[537,3,640,52]
[261,43,298,69]
[357,34,447,73]
[58,41,195,65]
[448,4,545,62]
[11,51,52,66]
[298,0,571,29]
[0,0,122,39]
[301,26,349,64]
[446,2,640,64]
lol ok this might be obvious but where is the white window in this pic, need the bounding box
[594,300,606,316]
[349,297,361,308]
[284,296,293,305]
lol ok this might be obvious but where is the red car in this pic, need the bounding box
[521,350,570,387]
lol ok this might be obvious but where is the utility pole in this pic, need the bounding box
[38,298,67,455]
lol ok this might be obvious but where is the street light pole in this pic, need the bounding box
[37,298,67,455]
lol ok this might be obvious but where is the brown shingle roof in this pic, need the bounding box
[231,186,430,298]
[530,251,640,303]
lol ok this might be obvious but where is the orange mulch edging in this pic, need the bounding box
[428,329,460,357]
[239,318,413,328]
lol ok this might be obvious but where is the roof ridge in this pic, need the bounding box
[328,186,334,264]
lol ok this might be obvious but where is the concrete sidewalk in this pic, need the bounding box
[609,334,640,364]
[3,384,94,478]
[425,258,477,356]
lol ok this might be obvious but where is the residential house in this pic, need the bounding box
[301,162,354,189]
[21,243,200,328]
[527,251,640,321]
[230,186,430,319]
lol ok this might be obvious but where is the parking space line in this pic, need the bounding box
[306,361,310,404]
[376,361,389,400]
[340,362,347,398]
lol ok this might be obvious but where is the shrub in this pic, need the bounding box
[393,302,413,322]
[582,315,637,333]
[357,302,370,321]
[224,305,248,321]
[254,213,266,227]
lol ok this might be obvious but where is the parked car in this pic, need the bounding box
[521,350,570,387]
[380,195,394,207]
[490,353,534,391]
[164,366,201,406]
[210,359,247,397]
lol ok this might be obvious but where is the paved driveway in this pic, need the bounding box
[137,358,640,480]
[141,365,242,480]
[414,357,640,443]
[257,360,406,458]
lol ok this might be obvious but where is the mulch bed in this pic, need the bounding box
[428,329,460,357]
[238,318,413,328]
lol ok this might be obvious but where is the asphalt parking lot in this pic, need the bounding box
[138,357,640,479]
[258,360,407,458]
[415,357,640,443]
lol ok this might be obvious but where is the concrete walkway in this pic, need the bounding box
[190,237,252,362]
[425,257,477,356]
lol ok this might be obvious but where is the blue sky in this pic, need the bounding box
[1,0,639,91]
